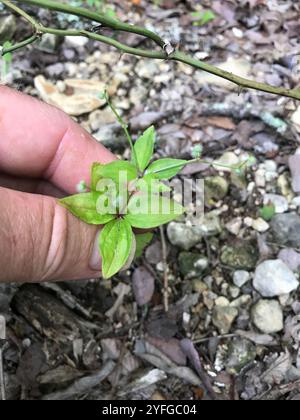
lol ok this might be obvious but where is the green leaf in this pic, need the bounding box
[59,192,115,225]
[91,160,138,190]
[135,233,154,258]
[146,158,187,180]
[260,203,276,221]
[135,174,171,194]
[125,194,184,229]
[99,218,133,279]
[133,126,155,171]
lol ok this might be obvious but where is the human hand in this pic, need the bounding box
[0,86,116,283]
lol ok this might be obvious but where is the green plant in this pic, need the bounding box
[1,41,13,78]
[59,91,249,279]
[191,10,216,27]
[0,0,298,278]
[84,0,116,18]
[260,202,276,221]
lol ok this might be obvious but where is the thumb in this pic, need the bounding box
[0,187,102,283]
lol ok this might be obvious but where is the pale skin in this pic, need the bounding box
[0,86,116,283]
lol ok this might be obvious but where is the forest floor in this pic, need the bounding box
[1,0,300,400]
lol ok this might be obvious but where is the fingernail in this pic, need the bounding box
[89,231,102,271]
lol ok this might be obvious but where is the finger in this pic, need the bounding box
[0,86,116,194]
[0,186,102,283]
[0,173,65,197]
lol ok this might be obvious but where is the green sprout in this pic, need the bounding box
[260,202,276,221]
[60,91,249,279]
[191,10,216,27]
[1,41,13,78]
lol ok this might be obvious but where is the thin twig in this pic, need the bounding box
[159,225,169,313]
[193,334,237,344]
[0,347,5,401]
[1,0,300,101]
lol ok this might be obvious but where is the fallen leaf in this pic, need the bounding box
[206,116,236,130]
[262,350,292,385]
[16,344,47,388]
[132,266,155,306]
[147,336,187,365]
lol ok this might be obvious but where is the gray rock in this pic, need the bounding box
[0,283,18,315]
[88,109,116,132]
[226,338,256,374]
[251,132,279,156]
[212,305,238,334]
[252,299,283,333]
[0,15,16,44]
[233,270,251,288]
[130,111,166,131]
[192,279,208,293]
[220,241,258,270]
[167,222,202,250]
[278,248,300,271]
[46,63,65,78]
[253,259,298,297]
[94,123,127,153]
[198,211,222,237]
[178,252,209,279]
[135,60,159,79]
[37,33,60,53]
[270,213,300,248]
[205,176,229,204]
[289,153,300,193]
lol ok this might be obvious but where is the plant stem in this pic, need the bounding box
[1,0,300,101]
[14,0,165,48]
[149,157,248,176]
[104,91,138,165]
[159,226,169,313]
[2,34,40,55]
[172,51,300,101]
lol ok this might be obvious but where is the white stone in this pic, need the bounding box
[252,218,270,233]
[244,217,253,227]
[252,299,283,334]
[233,271,250,288]
[214,296,230,307]
[253,259,299,297]
[291,197,300,208]
[255,169,266,188]
[264,194,288,214]
[264,160,277,172]
[229,286,240,298]
[291,106,300,133]
[65,36,89,48]
[226,217,242,236]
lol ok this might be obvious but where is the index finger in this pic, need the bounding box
[0,86,116,193]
